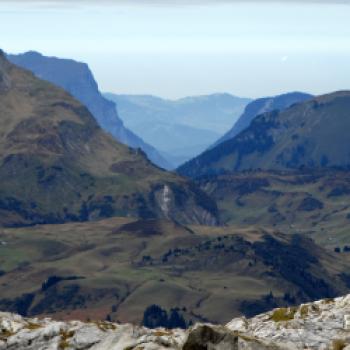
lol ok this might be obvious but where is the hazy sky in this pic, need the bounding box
[1,0,349,98]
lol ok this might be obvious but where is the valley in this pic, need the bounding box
[1,38,350,340]
[0,217,349,327]
[0,1,349,348]
[104,93,251,167]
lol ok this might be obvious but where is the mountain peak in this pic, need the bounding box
[8,51,172,169]
[21,50,43,58]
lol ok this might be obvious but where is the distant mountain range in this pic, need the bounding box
[7,51,171,169]
[2,47,350,332]
[105,93,251,167]
[211,92,313,148]
[178,91,350,177]
[0,50,218,227]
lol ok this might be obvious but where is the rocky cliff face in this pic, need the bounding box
[7,51,171,169]
[1,294,350,349]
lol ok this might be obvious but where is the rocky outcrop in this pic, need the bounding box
[2,294,350,349]
[0,313,186,350]
[226,294,350,349]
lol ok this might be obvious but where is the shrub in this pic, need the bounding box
[41,275,83,292]
[168,309,186,329]
[142,305,168,329]
[142,305,187,329]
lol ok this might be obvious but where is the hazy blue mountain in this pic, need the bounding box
[211,92,313,148]
[178,91,350,178]
[104,93,251,167]
[7,51,172,169]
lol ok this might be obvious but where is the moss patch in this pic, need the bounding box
[0,329,14,340]
[269,307,297,322]
[332,339,347,350]
[59,330,75,349]
[25,322,42,330]
[92,321,117,332]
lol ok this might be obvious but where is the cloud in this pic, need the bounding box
[1,0,350,4]
[1,0,349,15]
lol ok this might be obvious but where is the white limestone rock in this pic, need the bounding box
[1,294,350,349]
[226,295,350,349]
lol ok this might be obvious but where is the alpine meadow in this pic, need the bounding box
[0,1,350,349]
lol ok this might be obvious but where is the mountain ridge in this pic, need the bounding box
[0,51,218,227]
[211,91,313,148]
[178,91,350,178]
[7,51,172,169]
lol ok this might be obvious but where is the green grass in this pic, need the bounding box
[0,215,349,325]
[0,246,31,271]
[200,170,350,248]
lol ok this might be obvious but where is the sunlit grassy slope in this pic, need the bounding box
[0,217,349,325]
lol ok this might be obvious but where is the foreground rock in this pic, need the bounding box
[2,294,350,349]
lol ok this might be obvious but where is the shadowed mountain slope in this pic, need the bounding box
[7,51,171,169]
[0,50,218,227]
[178,91,350,178]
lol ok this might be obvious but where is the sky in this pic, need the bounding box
[0,0,349,99]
